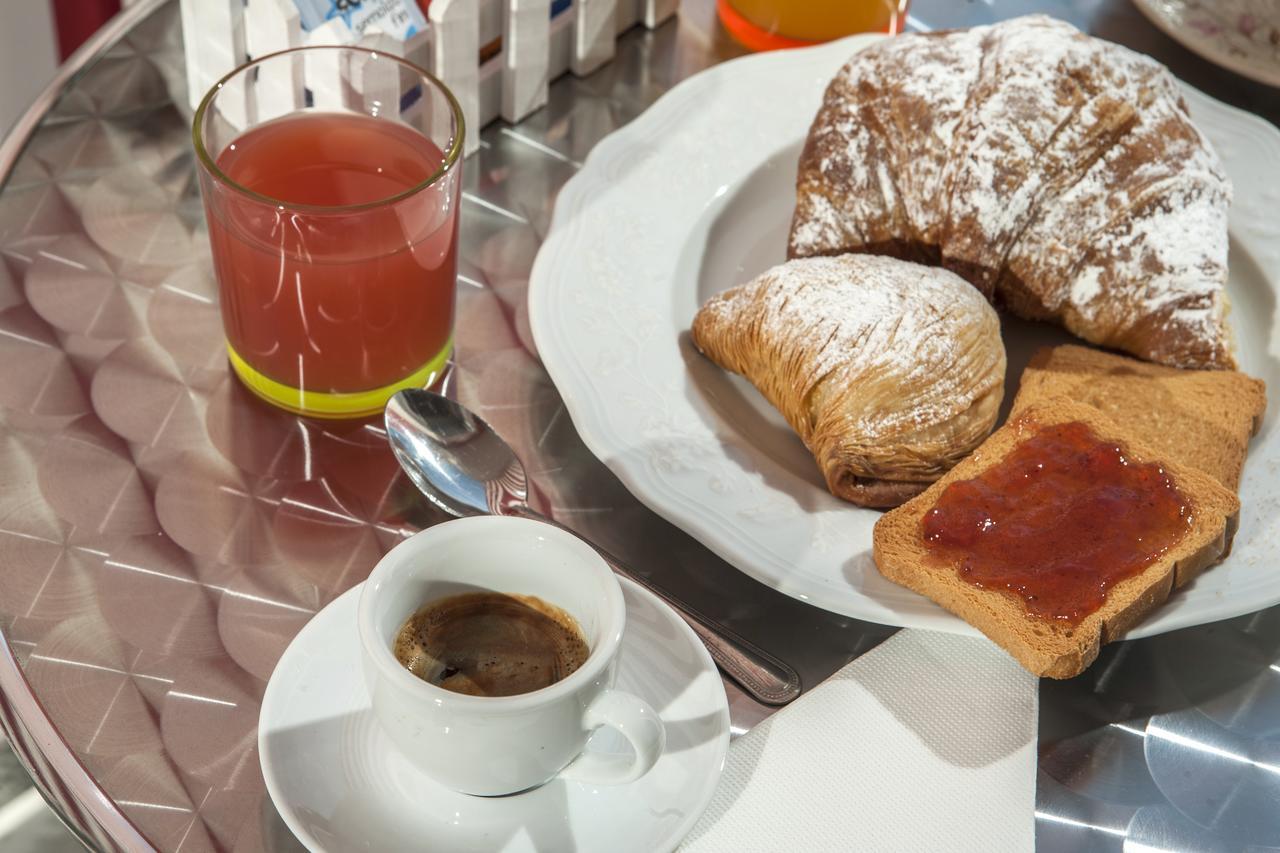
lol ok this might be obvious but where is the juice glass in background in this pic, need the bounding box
[194,47,464,419]
[718,0,910,51]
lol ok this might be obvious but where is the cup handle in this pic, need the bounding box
[558,689,666,786]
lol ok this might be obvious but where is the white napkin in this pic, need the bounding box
[682,630,1038,852]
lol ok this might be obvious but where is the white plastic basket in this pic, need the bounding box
[181,0,679,155]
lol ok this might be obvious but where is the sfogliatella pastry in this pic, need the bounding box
[789,15,1233,370]
[691,254,1006,508]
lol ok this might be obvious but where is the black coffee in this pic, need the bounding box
[393,592,590,697]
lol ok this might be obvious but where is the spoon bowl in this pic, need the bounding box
[385,389,527,518]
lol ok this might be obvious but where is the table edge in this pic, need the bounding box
[0,0,167,188]
[0,1,169,848]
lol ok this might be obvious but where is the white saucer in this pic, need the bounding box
[259,578,730,852]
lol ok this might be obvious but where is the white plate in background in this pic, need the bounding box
[1133,0,1280,88]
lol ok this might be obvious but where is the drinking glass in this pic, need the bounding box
[718,0,910,51]
[194,46,464,419]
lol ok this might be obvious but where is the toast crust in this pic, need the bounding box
[1010,345,1266,491]
[872,397,1240,678]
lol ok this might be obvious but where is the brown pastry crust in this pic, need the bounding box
[789,16,1234,370]
[692,255,1006,508]
[833,476,927,508]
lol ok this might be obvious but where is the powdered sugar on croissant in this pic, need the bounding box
[789,15,1233,370]
[692,255,1006,508]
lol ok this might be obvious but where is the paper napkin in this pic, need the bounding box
[682,630,1038,852]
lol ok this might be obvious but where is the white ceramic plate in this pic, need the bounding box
[259,579,730,852]
[1133,0,1280,88]
[528,35,1280,638]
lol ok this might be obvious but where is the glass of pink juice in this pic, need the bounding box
[193,47,464,418]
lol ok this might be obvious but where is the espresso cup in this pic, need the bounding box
[357,515,666,796]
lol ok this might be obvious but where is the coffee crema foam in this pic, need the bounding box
[393,592,590,697]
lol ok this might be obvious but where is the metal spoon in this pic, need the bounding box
[385,388,802,706]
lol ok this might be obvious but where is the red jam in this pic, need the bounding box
[922,420,1192,624]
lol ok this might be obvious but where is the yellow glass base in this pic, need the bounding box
[226,337,453,419]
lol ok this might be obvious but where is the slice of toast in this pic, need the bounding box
[873,398,1240,679]
[1010,345,1266,491]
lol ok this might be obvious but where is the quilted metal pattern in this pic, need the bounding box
[0,4,792,849]
[0,0,1277,850]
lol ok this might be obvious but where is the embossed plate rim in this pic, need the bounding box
[528,33,1280,639]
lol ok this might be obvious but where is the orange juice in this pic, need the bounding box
[719,0,908,50]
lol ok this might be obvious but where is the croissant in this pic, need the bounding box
[691,255,1006,508]
[789,15,1233,370]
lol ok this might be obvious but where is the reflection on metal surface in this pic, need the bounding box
[1038,607,1280,850]
[1146,711,1280,843]
[1035,809,1128,837]
[0,0,1276,849]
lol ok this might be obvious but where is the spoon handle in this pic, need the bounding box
[510,506,802,706]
